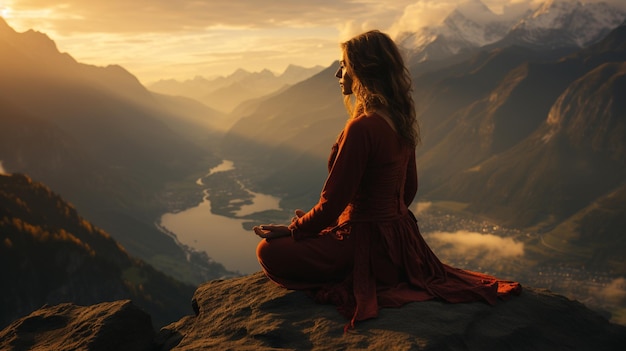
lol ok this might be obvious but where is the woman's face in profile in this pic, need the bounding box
[335,60,353,95]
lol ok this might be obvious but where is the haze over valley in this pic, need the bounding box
[1,0,626,331]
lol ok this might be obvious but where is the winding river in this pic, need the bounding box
[160,160,281,274]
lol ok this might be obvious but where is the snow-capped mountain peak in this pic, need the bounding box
[510,0,626,48]
[443,0,520,47]
[395,0,626,62]
[528,0,582,27]
[396,0,524,60]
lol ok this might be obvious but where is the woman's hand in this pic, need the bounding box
[254,209,306,239]
[253,224,291,239]
[291,209,306,223]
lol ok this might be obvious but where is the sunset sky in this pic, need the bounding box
[1,0,622,84]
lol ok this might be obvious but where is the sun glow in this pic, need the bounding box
[1,6,11,18]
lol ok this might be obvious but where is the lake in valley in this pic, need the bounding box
[160,160,282,274]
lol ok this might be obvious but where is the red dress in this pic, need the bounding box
[256,113,521,328]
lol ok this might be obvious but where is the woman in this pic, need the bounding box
[253,30,521,329]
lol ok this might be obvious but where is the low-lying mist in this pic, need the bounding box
[590,277,626,305]
[424,231,525,260]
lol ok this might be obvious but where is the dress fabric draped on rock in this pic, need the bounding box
[256,113,521,328]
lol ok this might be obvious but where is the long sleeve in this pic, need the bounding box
[290,117,372,239]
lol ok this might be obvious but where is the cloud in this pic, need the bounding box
[425,230,524,259]
[6,0,413,34]
[413,201,432,215]
[589,277,626,305]
[390,1,456,33]
[7,0,626,37]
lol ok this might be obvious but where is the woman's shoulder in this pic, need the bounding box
[347,113,394,134]
[348,113,383,128]
[343,115,375,139]
[340,114,393,148]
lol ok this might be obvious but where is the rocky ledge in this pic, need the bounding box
[2,272,625,350]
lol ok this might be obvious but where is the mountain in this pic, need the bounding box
[541,182,626,270]
[397,0,523,62]
[2,273,625,350]
[0,17,230,284]
[281,63,327,82]
[397,0,625,64]
[0,173,196,329]
[423,24,626,232]
[409,45,583,194]
[426,60,626,272]
[220,64,345,209]
[149,92,227,148]
[148,65,325,114]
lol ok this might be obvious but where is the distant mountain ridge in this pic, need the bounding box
[148,64,325,114]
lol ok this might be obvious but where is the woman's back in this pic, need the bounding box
[334,113,416,224]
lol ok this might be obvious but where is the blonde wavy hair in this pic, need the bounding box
[341,30,420,147]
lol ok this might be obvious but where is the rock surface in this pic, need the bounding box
[2,273,625,350]
[0,300,155,351]
[156,272,626,351]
